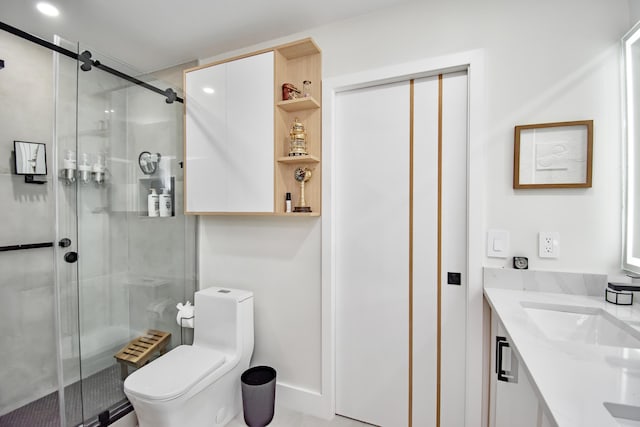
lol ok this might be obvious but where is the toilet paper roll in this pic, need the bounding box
[176,301,195,328]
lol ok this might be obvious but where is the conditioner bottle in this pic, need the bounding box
[148,188,159,217]
[159,188,172,217]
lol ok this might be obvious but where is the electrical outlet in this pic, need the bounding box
[539,232,559,258]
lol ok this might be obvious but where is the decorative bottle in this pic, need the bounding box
[285,192,292,213]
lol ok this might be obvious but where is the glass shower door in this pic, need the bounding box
[0,27,194,427]
[73,45,195,425]
[53,36,84,427]
[74,47,131,423]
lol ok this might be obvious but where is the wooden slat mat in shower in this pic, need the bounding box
[114,329,171,379]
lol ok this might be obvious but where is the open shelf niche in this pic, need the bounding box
[273,38,322,216]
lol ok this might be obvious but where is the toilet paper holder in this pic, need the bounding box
[180,315,194,345]
[177,301,195,344]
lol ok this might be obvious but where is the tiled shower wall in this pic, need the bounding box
[0,32,58,415]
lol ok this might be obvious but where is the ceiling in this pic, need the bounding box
[0,0,412,74]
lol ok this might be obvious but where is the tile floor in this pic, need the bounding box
[226,406,374,427]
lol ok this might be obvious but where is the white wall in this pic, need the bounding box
[198,0,632,411]
[198,217,322,390]
[631,1,640,24]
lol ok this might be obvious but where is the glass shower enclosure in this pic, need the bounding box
[0,27,195,427]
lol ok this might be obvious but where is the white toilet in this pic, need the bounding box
[124,287,254,427]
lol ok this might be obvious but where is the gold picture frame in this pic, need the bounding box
[513,120,593,189]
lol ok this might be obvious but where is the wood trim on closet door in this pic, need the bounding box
[436,73,443,427]
[408,79,414,427]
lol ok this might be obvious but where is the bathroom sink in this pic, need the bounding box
[521,302,640,348]
[604,402,640,426]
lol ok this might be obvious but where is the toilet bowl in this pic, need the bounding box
[124,287,254,427]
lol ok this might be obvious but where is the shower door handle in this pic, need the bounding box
[64,251,78,263]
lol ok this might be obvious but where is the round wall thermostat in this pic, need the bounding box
[513,256,528,270]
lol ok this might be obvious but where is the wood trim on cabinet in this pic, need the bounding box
[183,38,320,74]
[276,38,322,59]
[183,67,190,215]
[183,48,275,74]
[273,54,278,212]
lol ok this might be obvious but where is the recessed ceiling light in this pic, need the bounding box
[36,2,60,17]
[203,87,215,94]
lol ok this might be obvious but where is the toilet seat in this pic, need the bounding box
[124,345,225,401]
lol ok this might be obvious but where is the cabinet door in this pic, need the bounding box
[225,52,274,212]
[490,314,546,427]
[185,52,274,213]
[185,61,227,212]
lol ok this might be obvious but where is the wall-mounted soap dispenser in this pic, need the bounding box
[93,152,106,185]
[78,152,92,184]
[62,149,76,185]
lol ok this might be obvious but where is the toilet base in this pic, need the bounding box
[128,361,245,427]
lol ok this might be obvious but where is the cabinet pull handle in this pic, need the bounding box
[495,336,506,373]
[496,336,510,382]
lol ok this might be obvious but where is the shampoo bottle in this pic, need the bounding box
[148,188,159,217]
[159,188,172,217]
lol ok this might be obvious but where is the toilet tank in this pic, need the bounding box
[193,287,253,354]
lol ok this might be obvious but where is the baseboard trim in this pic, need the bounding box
[276,382,333,420]
[108,384,331,425]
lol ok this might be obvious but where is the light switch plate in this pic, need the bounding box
[487,229,509,258]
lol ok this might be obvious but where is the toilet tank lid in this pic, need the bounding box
[124,345,225,401]
[196,286,253,302]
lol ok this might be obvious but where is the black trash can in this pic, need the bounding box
[241,366,276,426]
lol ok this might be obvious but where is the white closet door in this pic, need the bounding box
[335,81,410,427]
[335,71,468,427]
[412,75,440,426]
[440,71,468,427]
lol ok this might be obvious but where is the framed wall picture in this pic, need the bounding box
[513,120,593,189]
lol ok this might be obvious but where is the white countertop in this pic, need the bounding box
[484,287,640,427]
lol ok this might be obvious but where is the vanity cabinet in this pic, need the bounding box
[184,38,321,215]
[489,312,553,427]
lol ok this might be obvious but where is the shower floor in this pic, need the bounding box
[0,364,125,427]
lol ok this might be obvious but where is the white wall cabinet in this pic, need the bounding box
[184,38,322,215]
[489,312,554,427]
[185,51,274,213]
